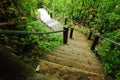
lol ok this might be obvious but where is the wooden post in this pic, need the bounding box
[64,18,67,25]
[47,8,49,14]
[63,27,68,44]
[50,12,52,18]
[91,33,100,51]
[88,29,93,40]
[48,11,49,15]
[70,28,74,39]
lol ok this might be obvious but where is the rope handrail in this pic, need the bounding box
[0,28,69,44]
[89,29,120,46]
[0,30,64,35]
[99,35,120,46]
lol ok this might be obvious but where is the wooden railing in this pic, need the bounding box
[0,16,74,45]
[0,27,74,44]
[87,29,120,51]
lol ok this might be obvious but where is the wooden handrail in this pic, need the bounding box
[88,29,120,51]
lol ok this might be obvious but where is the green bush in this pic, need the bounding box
[96,40,120,79]
[26,21,63,52]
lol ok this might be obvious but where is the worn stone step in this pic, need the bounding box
[45,19,63,31]
[48,52,102,67]
[63,43,90,51]
[41,54,105,75]
[56,45,92,55]
[38,60,105,80]
[52,48,99,61]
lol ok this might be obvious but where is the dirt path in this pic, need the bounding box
[36,28,105,80]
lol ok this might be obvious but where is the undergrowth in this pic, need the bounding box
[25,21,63,53]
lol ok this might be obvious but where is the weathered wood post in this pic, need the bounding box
[50,12,52,18]
[88,29,93,40]
[70,28,74,39]
[64,18,67,25]
[63,27,69,44]
[91,33,100,51]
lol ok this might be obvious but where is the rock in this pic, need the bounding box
[0,77,4,80]
[77,76,90,80]
[59,72,64,76]
[27,73,46,80]
[47,75,59,80]
[0,47,34,80]
[34,73,46,80]
[49,68,58,75]
[36,65,40,72]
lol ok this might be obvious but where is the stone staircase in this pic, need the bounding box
[37,8,105,80]
[36,31,105,80]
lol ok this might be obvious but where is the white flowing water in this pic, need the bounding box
[37,8,63,31]
[37,8,51,22]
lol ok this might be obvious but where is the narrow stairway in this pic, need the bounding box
[37,8,105,80]
[37,31,105,80]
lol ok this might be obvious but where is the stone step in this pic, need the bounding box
[56,45,92,55]
[41,54,105,75]
[52,48,99,61]
[38,60,105,80]
[48,51,102,67]
[45,19,63,31]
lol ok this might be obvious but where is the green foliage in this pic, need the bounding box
[57,0,120,79]
[1,0,120,79]
[79,28,88,36]
[42,0,120,79]
[116,72,120,80]
[26,21,63,52]
[96,39,120,79]
[26,21,48,32]
[0,0,62,58]
[43,0,73,23]
[18,55,36,63]
[18,0,38,19]
[99,12,120,33]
